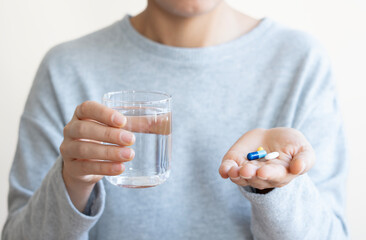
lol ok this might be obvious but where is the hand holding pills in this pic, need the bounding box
[218,127,316,190]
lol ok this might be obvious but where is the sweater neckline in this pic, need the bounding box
[119,15,273,64]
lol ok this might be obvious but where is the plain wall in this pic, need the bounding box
[1,0,365,238]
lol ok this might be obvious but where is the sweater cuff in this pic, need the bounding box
[49,156,106,230]
[239,173,312,209]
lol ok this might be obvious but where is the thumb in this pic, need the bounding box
[289,146,315,175]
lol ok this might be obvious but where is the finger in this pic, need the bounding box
[75,101,126,127]
[221,128,266,164]
[151,112,171,135]
[290,146,315,175]
[62,141,135,162]
[228,165,241,179]
[239,163,259,179]
[124,112,172,135]
[219,160,238,178]
[68,160,125,176]
[221,150,246,169]
[256,164,288,182]
[230,174,249,186]
[67,120,135,146]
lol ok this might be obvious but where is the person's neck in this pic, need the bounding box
[130,1,259,48]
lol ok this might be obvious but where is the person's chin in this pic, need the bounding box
[154,0,223,18]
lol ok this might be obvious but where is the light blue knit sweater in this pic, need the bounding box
[2,16,348,240]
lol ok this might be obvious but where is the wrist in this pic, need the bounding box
[62,167,96,212]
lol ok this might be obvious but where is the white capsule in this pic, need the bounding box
[264,152,279,160]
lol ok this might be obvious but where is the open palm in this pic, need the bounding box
[219,127,315,190]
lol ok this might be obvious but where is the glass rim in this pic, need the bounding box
[102,90,172,104]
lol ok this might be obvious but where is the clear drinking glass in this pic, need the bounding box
[102,90,172,188]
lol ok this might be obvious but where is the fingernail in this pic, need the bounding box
[231,177,240,181]
[120,148,133,160]
[121,133,135,144]
[240,176,252,179]
[223,165,232,173]
[257,176,268,180]
[299,162,306,174]
[112,164,123,173]
[112,113,126,126]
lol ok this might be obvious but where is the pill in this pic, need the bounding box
[257,146,264,151]
[264,152,279,160]
[247,150,267,160]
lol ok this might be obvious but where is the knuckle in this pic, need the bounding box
[101,107,113,124]
[85,161,99,175]
[112,148,121,161]
[79,101,91,117]
[63,124,69,137]
[75,121,86,137]
[106,146,120,161]
[96,162,102,174]
[103,128,114,142]
[80,160,89,175]
[76,143,88,157]
[104,146,112,160]
[59,142,67,155]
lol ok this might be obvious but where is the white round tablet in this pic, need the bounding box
[264,152,279,160]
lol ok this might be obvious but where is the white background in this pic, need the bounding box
[1,0,365,238]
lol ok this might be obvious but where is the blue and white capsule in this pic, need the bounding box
[247,150,267,160]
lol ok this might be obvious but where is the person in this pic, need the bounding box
[2,0,349,239]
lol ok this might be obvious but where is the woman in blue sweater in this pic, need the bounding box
[3,0,348,239]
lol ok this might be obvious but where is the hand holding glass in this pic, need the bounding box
[103,91,172,188]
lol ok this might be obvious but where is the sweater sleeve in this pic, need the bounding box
[240,45,349,239]
[2,48,106,240]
